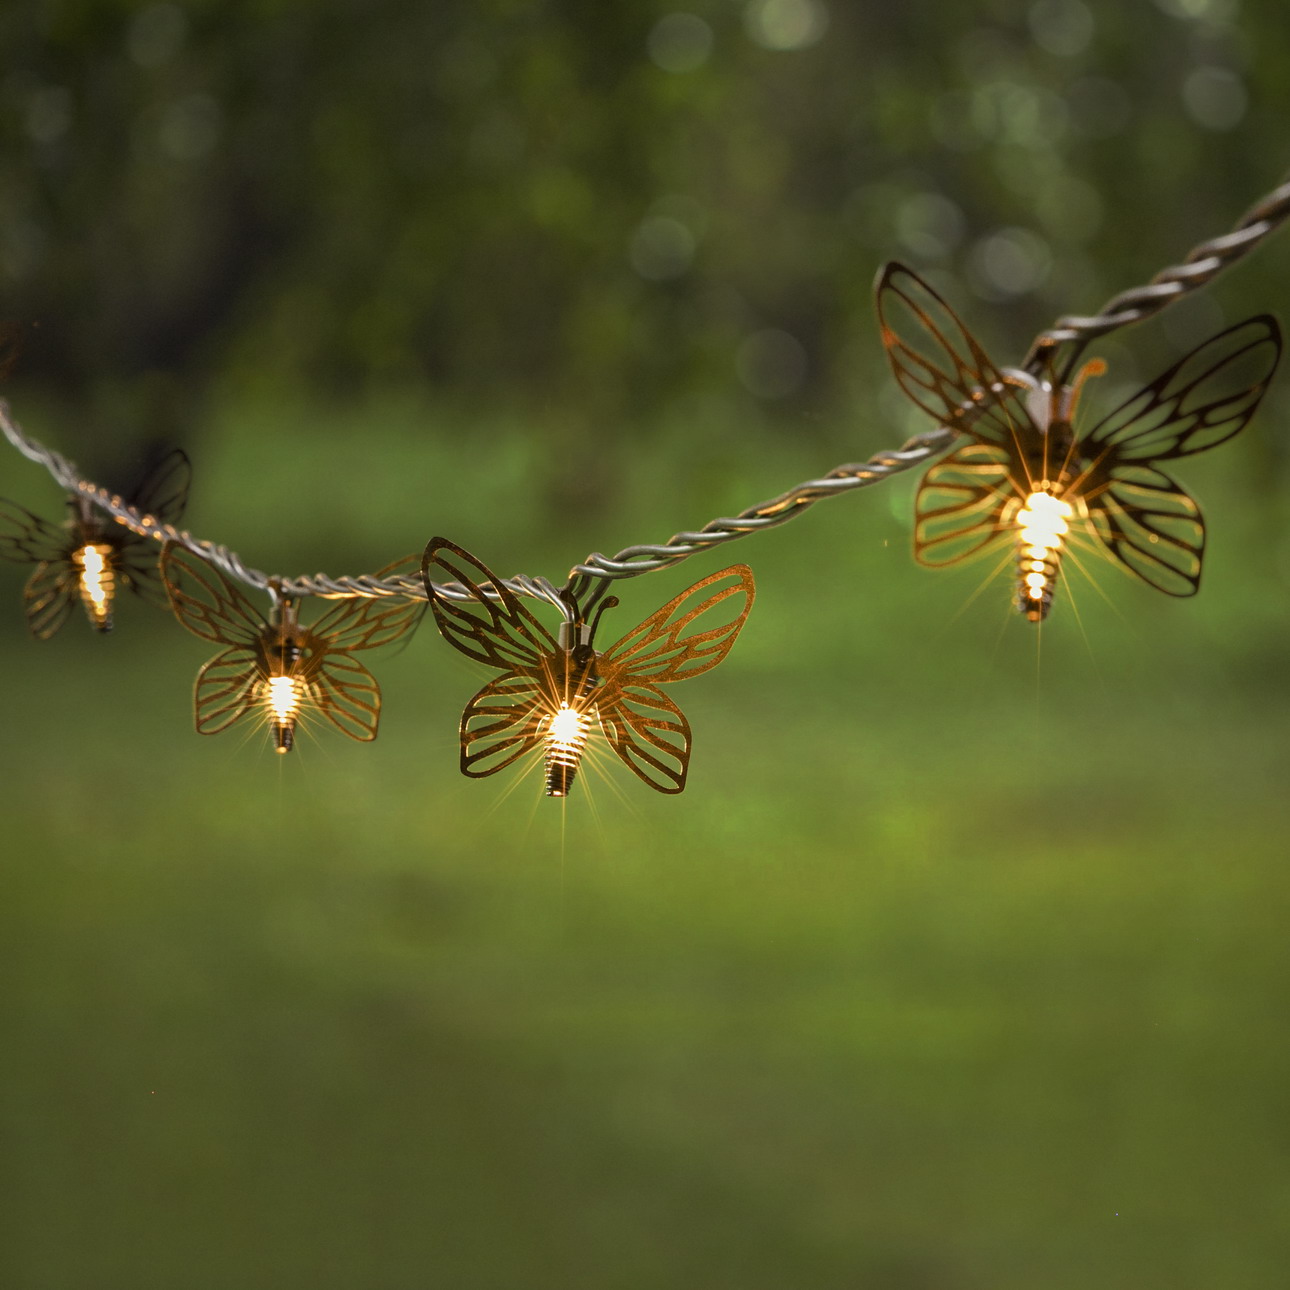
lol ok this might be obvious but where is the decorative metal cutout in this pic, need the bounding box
[423,538,755,796]
[876,262,1282,620]
[162,544,422,752]
[0,449,191,637]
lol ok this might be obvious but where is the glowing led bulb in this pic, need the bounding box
[544,701,591,797]
[1013,488,1074,621]
[265,674,303,753]
[74,543,116,631]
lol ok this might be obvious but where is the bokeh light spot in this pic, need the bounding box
[127,4,187,68]
[158,93,221,161]
[648,14,714,73]
[1182,67,1247,130]
[629,216,696,281]
[895,193,966,263]
[744,0,829,52]
[967,228,1052,300]
[1027,0,1095,57]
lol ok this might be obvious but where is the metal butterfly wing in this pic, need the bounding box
[594,566,755,794]
[1077,316,1281,595]
[422,538,559,778]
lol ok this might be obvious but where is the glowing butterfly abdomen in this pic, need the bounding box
[543,700,593,797]
[1013,487,1073,623]
[74,542,116,631]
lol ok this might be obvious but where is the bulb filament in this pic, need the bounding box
[74,543,115,631]
[1014,486,1072,622]
[544,701,591,797]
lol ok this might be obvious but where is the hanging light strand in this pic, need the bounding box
[2,171,1287,605]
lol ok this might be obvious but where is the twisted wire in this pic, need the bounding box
[3,171,1288,603]
[1023,175,1290,369]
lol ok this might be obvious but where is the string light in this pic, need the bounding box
[0,176,1283,787]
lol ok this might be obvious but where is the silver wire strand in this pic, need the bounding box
[2,171,1287,602]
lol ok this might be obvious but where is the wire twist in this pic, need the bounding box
[3,171,1287,603]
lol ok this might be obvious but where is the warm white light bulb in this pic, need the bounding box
[264,674,304,753]
[74,543,115,629]
[545,701,591,797]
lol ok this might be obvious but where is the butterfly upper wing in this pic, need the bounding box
[1082,316,1281,462]
[598,564,755,684]
[119,449,193,601]
[875,261,1040,450]
[914,441,1017,568]
[194,645,261,734]
[1080,316,1281,596]
[459,672,547,777]
[309,554,424,653]
[23,561,78,639]
[0,498,71,567]
[161,543,267,645]
[422,538,557,672]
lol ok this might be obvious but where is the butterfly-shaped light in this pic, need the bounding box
[876,263,1282,621]
[422,539,755,796]
[161,545,422,753]
[0,449,192,637]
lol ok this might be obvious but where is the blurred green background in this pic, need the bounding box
[3,1,1290,1287]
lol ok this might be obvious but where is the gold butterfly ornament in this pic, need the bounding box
[0,449,191,637]
[876,263,1282,621]
[422,539,755,796]
[161,544,422,753]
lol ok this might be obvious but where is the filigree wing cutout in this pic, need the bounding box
[423,538,556,671]
[598,683,691,795]
[1083,316,1282,462]
[914,442,1017,567]
[119,449,193,601]
[875,261,1038,448]
[23,561,77,639]
[0,498,71,566]
[194,645,261,734]
[598,564,754,684]
[309,555,424,652]
[311,651,383,742]
[459,672,547,778]
[161,543,267,645]
[1086,465,1204,597]
[131,448,192,527]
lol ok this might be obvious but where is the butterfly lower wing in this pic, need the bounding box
[875,262,1039,449]
[1082,316,1281,462]
[23,561,78,639]
[598,683,691,794]
[1085,465,1204,596]
[310,650,383,742]
[423,538,557,671]
[309,554,424,652]
[194,645,261,734]
[161,543,266,644]
[460,672,546,777]
[914,442,1017,567]
[599,564,754,684]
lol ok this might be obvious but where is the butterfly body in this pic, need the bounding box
[423,539,754,797]
[875,262,1282,620]
[0,450,192,638]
